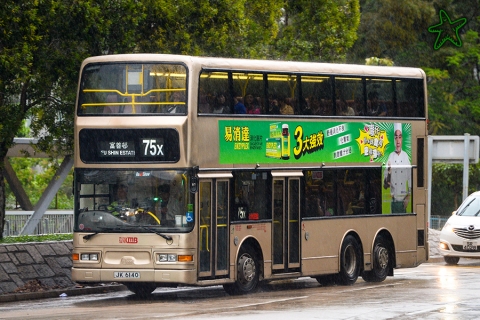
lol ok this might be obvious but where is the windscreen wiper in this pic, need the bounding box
[83,225,172,241]
[136,225,173,241]
[83,232,98,240]
[82,226,125,240]
[459,199,476,216]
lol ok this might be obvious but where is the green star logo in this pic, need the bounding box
[428,10,467,50]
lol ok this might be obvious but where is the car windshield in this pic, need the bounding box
[74,169,194,232]
[78,63,187,115]
[457,195,480,217]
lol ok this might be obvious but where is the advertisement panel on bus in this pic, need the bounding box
[219,120,412,214]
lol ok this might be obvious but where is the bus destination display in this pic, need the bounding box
[79,129,180,163]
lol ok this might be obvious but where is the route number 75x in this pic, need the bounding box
[142,139,164,156]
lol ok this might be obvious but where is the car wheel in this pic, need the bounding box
[444,256,460,265]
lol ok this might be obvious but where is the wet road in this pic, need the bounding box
[1,260,480,319]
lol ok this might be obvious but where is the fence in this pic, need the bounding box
[3,210,73,236]
[3,210,449,236]
[430,215,448,231]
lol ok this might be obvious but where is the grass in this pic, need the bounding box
[0,233,73,244]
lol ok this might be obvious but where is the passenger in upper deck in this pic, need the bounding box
[339,99,355,116]
[245,94,261,114]
[212,93,230,114]
[233,96,246,114]
[279,96,294,115]
[166,91,186,113]
[367,91,387,116]
[268,96,280,114]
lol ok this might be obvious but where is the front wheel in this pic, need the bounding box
[223,245,259,295]
[336,235,361,285]
[124,282,157,298]
[444,256,460,265]
[362,235,391,282]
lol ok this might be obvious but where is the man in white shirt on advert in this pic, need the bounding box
[383,123,411,213]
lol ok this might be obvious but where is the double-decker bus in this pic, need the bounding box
[72,54,428,296]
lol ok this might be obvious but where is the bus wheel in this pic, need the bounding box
[444,256,460,265]
[337,235,361,285]
[223,246,259,295]
[124,282,157,298]
[362,235,390,282]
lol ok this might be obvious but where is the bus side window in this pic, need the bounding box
[232,171,270,221]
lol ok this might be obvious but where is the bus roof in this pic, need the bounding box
[81,54,426,79]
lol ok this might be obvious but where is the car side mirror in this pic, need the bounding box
[452,210,457,216]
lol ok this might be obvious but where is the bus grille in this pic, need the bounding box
[453,228,480,239]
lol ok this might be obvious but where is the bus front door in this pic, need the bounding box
[198,179,229,279]
[272,177,301,272]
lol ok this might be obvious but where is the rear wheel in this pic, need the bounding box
[444,256,460,265]
[124,282,157,298]
[362,235,390,282]
[223,245,259,295]
[336,235,361,285]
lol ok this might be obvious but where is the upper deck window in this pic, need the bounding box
[78,63,187,115]
[199,69,425,119]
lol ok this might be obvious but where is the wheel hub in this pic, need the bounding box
[238,253,256,283]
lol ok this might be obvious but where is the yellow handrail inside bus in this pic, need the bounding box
[200,224,209,252]
[80,88,186,110]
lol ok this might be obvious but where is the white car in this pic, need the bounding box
[439,191,480,265]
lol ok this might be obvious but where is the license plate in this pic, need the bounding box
[114,272,140,279]
[463,241,477,251]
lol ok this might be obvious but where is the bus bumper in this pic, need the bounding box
[72,268,198,284]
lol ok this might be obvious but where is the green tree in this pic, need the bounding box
[0,0,146,238]
[274,0,360,62]
[431,163,480,216]
[5,158,73,210]
[135,0,282,58]
[1,0,364,238]
[348,0,435,66]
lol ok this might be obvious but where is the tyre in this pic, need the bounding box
[362,235,390,282]
[444,256,460,265]
[124,282,157,298]
[223,245,259,295]
[336,235,361,285]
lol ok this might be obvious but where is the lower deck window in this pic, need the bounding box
[304,168,382,217]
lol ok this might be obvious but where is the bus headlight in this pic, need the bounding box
[80,253,99,261]
[157,254,193,262]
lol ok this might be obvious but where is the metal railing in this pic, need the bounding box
[430,215,448,231]
[3,210,448,235]
[3,210,73,236]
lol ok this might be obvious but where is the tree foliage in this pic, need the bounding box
[431,163,480,216]
[349,0,435,65]
[0,0,361,239]
[275,0,360,62]
[346,0,480,218]
[6,158,73,210]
